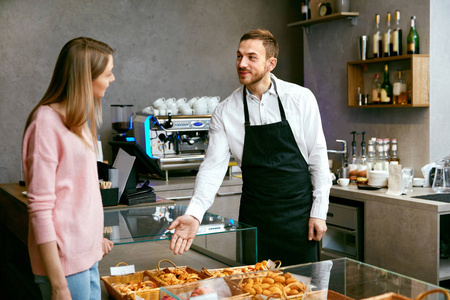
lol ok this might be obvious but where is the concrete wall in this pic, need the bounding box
[302,0,431,175]
[0,0,303,183]
[430,0,450,163]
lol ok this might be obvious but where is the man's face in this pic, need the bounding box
[236,39,273,86]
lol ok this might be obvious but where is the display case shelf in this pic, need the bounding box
[347,54,430,108]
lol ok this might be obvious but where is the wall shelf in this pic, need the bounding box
[287,12,359,28]
[347,54,430,108]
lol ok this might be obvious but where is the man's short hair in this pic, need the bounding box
[240,29,279,59]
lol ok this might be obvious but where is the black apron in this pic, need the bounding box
[238,80,318,266]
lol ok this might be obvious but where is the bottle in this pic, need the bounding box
[392,10,402,56]
[383,12,392,57]
[393,70,407,105]
[348,131,358,183]
[374,138,388,171]
[356,131,368,185]
[389,138,400,164]
[371,74,381,104]
[383,138,390,162]
[407,16,420,54]
[366,139,376,179]
[302,1,311,20]
[380,64,393,104]
[373,14,383,58]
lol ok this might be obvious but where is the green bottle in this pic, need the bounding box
[380,64,393,104]
[407,16,420,54]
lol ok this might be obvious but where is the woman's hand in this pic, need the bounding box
[102,238,114,256]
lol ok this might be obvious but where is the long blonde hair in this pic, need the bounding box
[24,37,115,149]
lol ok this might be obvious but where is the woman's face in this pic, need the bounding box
[93,55,115,98]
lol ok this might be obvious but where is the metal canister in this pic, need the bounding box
[359,35,368,60]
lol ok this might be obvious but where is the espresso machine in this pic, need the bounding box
[133,113,211,179]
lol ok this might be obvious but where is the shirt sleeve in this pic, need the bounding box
[23,113,60,245]
[302,90,331,220]
[184,107,231,222]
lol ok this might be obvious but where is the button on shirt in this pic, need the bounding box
[185,74,331,222]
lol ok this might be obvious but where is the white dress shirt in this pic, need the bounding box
[185,74,331,222]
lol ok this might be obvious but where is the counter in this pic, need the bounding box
[330,184,450,285]
[149,178,450,285]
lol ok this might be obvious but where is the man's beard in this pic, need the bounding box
[238,68,267,86]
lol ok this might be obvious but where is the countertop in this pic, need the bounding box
[147,174,450,214]
[148,174,243,192]
[330,184,450,213]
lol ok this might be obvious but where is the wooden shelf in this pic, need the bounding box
[347,54,430,108]
[287,12,359,27]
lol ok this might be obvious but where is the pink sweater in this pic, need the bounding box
[22,105,103,276]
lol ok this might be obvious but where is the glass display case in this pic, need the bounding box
[159,258,449,300]
[103,204,257,266]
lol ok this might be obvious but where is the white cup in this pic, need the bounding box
[180,107,193,115]
[152,97,165,108]
[187,97,198,107]
[176,98,186,107]
[152,108,159,116]
[159,108,167,116]
[194,107,207,115]
[337,178,350,187]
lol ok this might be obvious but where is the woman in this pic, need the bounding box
[22,37,116,299]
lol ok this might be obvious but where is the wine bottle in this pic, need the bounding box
[407,16,420,54]
[371,74,381,104]
[373,14,383,58]
[380,64,393,104]
[392,10,402,56]
[393,70,407,105]
[383,12,392,57]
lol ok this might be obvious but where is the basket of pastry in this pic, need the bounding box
[202,260,282,279]
[148,259,211,287]
[101,263,159,300]
[229,269,310,300]
[158,277,251,300]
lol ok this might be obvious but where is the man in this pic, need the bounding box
[168,29,331,265]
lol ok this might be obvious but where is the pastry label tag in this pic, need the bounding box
[110,264,135,276]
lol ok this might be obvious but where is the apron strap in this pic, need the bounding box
[242,79,286,126]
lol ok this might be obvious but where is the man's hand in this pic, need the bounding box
[102,238,114,257]
[308,217,327,241]
[168,215,200,255]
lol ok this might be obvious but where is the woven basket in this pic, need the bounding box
[158,277,250,300]
[101,262,159,300]
[361,288,450,300]
[203,260,282,278]
[148,259,210,287]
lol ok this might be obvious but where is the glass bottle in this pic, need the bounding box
[383,138,390,162]
[407,16,420,54]
[389,138,400,164]
[374,138,388,171]
[373,14,383,58]
[349,131,358,183]
[356,131,368,185]
[380,64,393,104]
[371,74,381,104]
[392,10,402,56]
[383,12,392,57]
[366,139,376,174]
[302,0,311,20]
[393,70,407,105]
